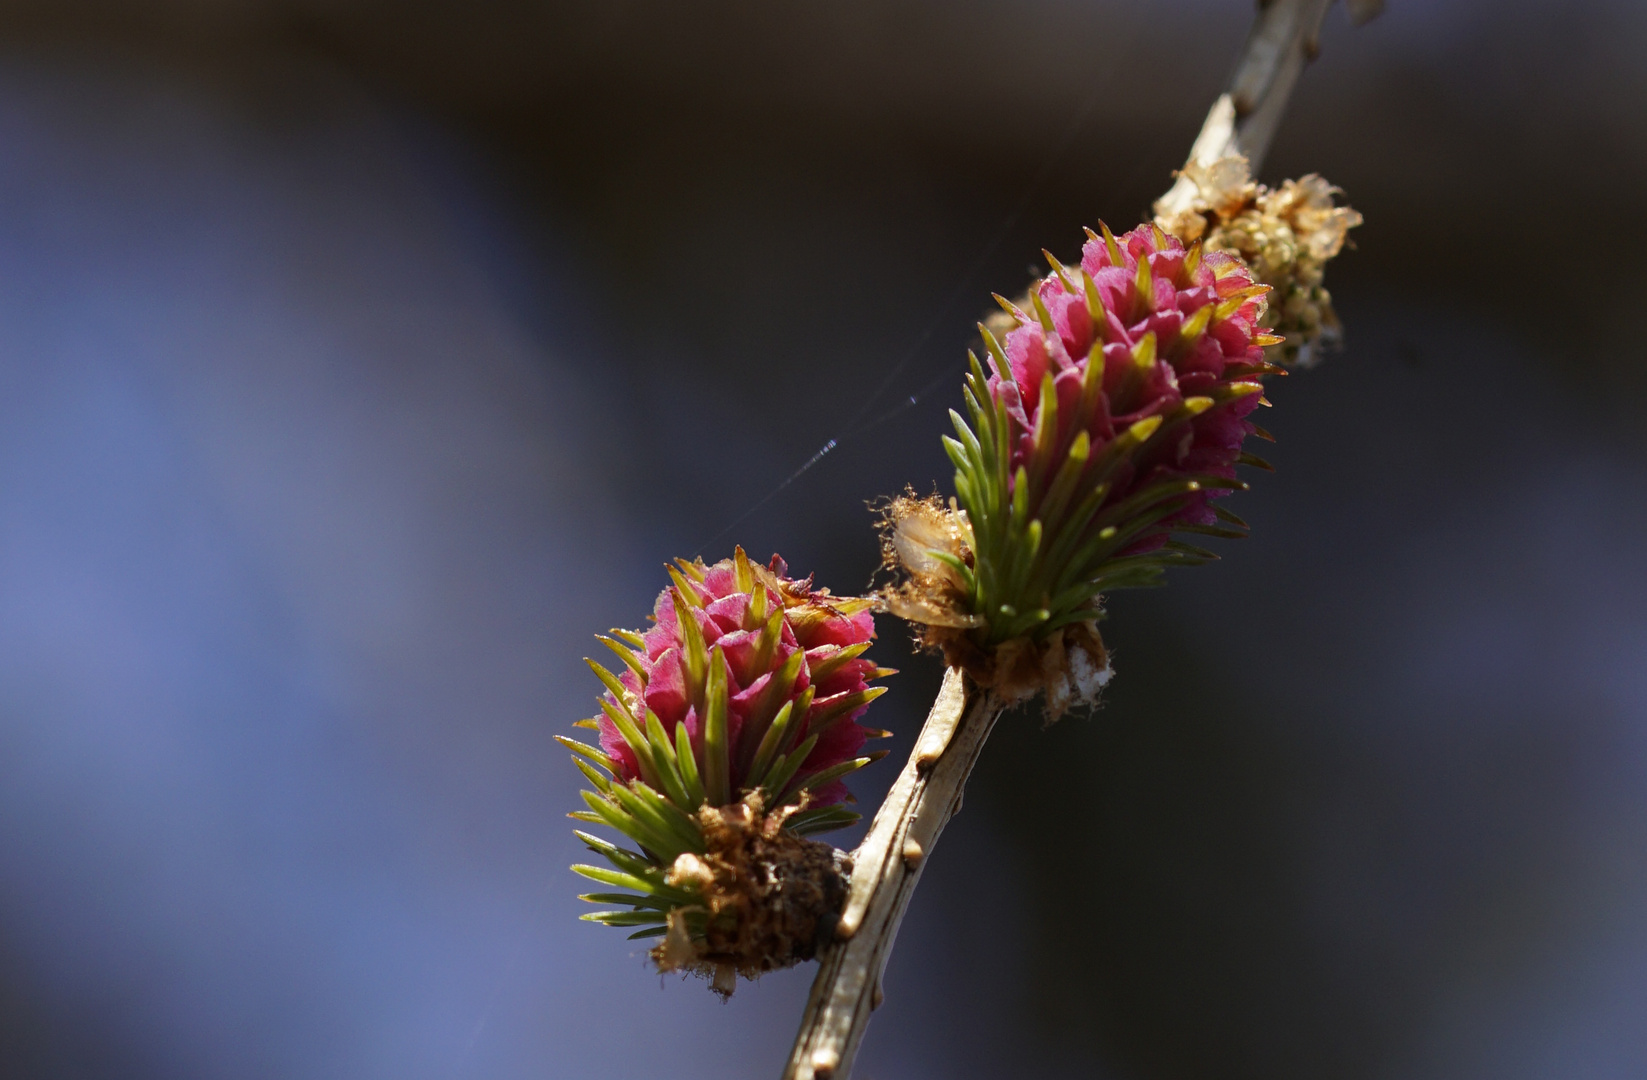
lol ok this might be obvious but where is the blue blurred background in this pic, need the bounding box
[0,1,1643,1077]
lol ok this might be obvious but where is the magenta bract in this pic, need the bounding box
[986,224,1271,541]
[597,551,886,810]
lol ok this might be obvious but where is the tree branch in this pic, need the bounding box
[780,4,1376,1077]
[1155,0,1338,223]
[782,668,999,1080]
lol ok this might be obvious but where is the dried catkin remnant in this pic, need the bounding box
[1155,154,1362,367]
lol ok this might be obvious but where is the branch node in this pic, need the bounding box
[901,840,924,869]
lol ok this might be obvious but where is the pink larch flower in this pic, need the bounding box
[591,548,887,816]
[986,222,1274,547]
[566,550,890,974]
[892,221,1279,702]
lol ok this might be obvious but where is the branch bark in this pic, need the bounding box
[1155,0,1336,223]
[781,668,999,1080]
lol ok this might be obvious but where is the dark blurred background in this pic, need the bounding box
[0,1,1643,1077]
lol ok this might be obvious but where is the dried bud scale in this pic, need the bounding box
[1154,153,1361,367]
[653,795,852,990]
[562,549,890,988]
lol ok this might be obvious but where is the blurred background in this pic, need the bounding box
[0,1,1643,1077]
